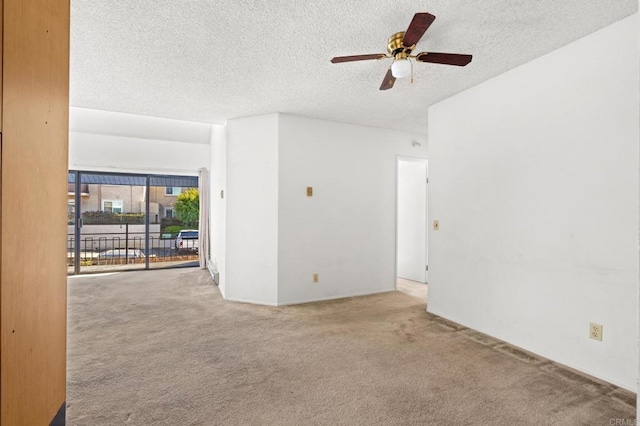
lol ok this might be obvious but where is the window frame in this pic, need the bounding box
[102,199,124,213]
[165,186,181,196]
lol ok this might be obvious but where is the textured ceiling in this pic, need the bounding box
[70,0,637,134]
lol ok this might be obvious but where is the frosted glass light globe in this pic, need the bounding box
[391,59,411,79]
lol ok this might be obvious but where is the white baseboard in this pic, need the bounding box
[426,307,637,393]
[221,288,395,307]
[223,296,279,306]
[277,288,395,306]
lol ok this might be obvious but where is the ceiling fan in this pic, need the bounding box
[330,12,472,90]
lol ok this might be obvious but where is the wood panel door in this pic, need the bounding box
[1,0,70,424]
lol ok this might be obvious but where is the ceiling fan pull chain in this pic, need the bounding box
[410,59,414,84]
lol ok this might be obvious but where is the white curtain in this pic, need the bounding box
[198,168,210,269]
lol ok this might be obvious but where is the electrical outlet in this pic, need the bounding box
[433,220,440,231]
[307,187,313,197]
[589,322,603,341]
[312,273,319,283]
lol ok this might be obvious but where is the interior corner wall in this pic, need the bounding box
[68,107,211,176]
[277,114,427,305]
[428,14,639,390]
[225,114,279,305]
[210,124,227,296]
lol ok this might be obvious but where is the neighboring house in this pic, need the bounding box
[67,184,192,224]
[149,186,187,219]
[67,183,89,222]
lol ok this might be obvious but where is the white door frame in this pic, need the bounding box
[394,156,428,289]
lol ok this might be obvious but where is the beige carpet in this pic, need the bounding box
[67,268,636,425]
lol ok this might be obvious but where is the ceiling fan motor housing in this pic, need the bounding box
[387,31,415,58]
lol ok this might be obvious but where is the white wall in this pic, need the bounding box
[397,159,427,283]
[219,113,427,305]
[428,15,638,390]
[69,107,211,176]
[277,114,427,305]
[225,114,279,305]
[70,107,212,145]
[210,124,227,295]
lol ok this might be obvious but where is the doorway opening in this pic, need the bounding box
[396,158,428,302]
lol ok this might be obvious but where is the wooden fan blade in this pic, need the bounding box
[416,52,472,66]
[379,68,396,91]
[331,54,385,63]
[402,13,436,47]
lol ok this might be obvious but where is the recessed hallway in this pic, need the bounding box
[67,269,635,425]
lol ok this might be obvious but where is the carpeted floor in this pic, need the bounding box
[67,268,636,425]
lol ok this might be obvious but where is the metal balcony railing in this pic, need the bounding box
[67,230,199,267]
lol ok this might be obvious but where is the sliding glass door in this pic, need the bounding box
[67,171,199,274]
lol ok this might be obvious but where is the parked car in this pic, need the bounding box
[175,230,199,253]
[97,249,156,259]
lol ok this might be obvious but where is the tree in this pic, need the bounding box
[174,188,199,227]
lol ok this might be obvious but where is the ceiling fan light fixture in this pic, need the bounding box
[329,12,473,90]
[391,58,411,79]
